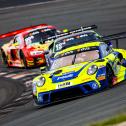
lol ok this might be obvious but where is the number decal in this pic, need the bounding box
[57,82,71,89]
[55,42,65,51]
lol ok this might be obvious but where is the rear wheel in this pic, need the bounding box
[20,51,28,68]
[106,65,114,87]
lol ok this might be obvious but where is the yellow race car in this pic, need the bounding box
[32,32,126,106]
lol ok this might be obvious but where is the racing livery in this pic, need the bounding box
[32,39,126,106]
[0,24,59,68]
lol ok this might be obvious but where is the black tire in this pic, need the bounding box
[20,51,28,68]
[106,65,114,88]
[1,49,8,67]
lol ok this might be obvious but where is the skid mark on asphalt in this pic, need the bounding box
[0,70,39,116]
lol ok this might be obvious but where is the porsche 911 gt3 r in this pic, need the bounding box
[0,24,60,68]
[32,40,126,106]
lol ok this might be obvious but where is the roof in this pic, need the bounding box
[17,25,56,37]
[0,24,56,39]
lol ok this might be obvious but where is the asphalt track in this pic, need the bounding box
[0,77,24,107]
[0,0,55,8]
[0,0,126,126]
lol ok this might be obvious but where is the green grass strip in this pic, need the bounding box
[90,113,126,126]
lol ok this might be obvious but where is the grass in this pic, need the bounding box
[90,113,126,126]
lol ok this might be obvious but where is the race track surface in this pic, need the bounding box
[0,0,126,126]
[0,0,55,8]
[0,77,24,107]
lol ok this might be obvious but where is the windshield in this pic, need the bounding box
[24,29,56,45]
[54,32,100,52]
[50,49,99,70]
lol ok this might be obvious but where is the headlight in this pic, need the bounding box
[33,77,45,87]
[37,77,45,87]
[87,65,98,75]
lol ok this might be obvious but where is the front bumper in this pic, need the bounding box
[27,55,46,67]
[34,80,105,105]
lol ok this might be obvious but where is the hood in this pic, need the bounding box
[46,62,90,83]
[27,41,52,51]
[27,42,52,57]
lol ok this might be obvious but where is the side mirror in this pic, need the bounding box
[105,41,112,47]
[40,66,47,73]
[105,41,112,52]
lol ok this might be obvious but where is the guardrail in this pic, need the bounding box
[102,31,126,48]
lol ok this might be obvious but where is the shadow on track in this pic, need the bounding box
[0,77,25,109]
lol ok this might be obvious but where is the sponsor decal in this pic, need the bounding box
[31,31,39,35]
[52,64,87,83]
[81,77,91,82]
[57,74,73,80]
[97,75,105,81]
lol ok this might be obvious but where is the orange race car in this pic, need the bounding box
[0,24,60,68]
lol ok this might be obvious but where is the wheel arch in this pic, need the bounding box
[19,49,26,59]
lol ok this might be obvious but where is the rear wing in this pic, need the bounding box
[47,25,97,40]
[0,23,47,39]
[102,31,126,48]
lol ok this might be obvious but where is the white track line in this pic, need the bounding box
[11,72,36,79]
[4,73,17,78]
[0,72,7,76]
